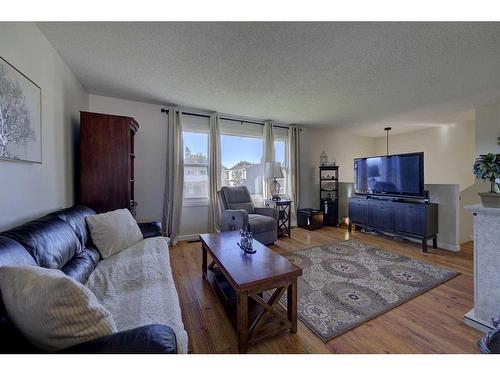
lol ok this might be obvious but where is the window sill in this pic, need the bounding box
[183,198,209,207]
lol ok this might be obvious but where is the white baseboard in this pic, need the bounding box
[436,242,461,252]
[397,235,461,252]
[464,308,494,333]
[177,234,200,242]
[363,230,461,252]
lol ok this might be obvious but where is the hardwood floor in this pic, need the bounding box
[169,226,482,353]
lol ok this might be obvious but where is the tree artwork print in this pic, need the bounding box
[0,57,41,163]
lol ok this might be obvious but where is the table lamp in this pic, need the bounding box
[265,161,284,200]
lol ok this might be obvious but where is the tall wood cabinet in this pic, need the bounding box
[79,111,139,216]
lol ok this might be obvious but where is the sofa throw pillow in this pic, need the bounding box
[0,265,117,352]
[85,208,143,259]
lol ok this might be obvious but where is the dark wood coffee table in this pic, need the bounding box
[200,231,302,353]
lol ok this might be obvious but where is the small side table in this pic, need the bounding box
[265,199,292,238]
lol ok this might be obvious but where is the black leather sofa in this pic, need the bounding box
[0,205,178,354]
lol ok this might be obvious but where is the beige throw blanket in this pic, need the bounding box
[86,237,188,353]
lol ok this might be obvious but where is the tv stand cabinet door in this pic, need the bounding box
[394,203,426,236]
[348,198,369,226]
[368,200,394,231]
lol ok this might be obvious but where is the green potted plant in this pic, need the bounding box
[473,153,500,208]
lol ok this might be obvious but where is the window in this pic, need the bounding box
[182,117,289,205]
[183,131,209,200]
[221,134,264,199]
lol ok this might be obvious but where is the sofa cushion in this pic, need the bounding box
[248,213,276,234]
[85,237,188,353]
[2,217,82,269]
[86,209,143,259]
[61,247,101,284]
[47,206,96,247]
[221,185,255,214]
[0,265,117,352]
[0,236,41,353]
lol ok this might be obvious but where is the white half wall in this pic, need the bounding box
[0,23,88,231]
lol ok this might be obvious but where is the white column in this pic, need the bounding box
[464,204,500,332]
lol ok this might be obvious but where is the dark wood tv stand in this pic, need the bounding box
[348,196,438,252]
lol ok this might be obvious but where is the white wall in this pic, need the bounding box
[89,97,379,237]
[88,95,166,223]
[0,23,88,231]
[87,93,480,248]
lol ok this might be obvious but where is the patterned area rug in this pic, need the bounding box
[282,239,459,342]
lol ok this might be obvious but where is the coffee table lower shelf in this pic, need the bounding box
[206,267,295,351]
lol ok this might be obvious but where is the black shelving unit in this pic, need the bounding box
[319,166,339,226]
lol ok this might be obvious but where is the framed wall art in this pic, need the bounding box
[0,56,42,163]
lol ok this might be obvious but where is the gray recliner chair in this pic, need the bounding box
[218,186,278,245]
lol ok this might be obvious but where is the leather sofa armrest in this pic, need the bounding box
[221,209,249,232]
[57,324,177,354]
[138,221,162,238]
[254,207,278,219]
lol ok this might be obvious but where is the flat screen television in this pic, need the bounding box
[354,152,424,197]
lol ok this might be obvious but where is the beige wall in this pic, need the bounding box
[298,124,476,248]
[373,122,476,245]
[475,103,500,157]
[299,127,376,209]
[464,102,500,243]
[373,122,476,190]
[0,23,88,231]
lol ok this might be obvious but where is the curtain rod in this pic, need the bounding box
[161,108,294,130]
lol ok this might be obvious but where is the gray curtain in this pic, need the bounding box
[288,125,301,211]
[208,113,221,232]
[263,120,275,199]
[162,108,184,245]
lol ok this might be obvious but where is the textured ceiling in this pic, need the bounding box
[38,22,500,136]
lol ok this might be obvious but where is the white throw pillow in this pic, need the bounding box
[0,266,118,352]
[86,208,143,259]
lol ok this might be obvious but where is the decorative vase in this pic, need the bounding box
[478,192,500,208]
[320,151,328,166]
[238,225,255,253]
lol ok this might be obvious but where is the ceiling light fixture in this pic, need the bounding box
[384,127,392,156]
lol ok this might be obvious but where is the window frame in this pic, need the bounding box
[220,129,265,204]
[182,127,210,207]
